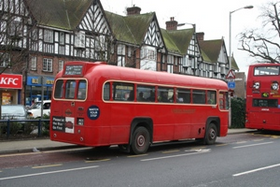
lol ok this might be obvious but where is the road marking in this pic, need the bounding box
[235,141,247,144]
[0,165,99,181]
[216,144,227,147]
[162,150,180,154]
[85,158,110,163]
[0,152,40,158]
[32,164,62,169]
[0,147,92,158]
[127,154,148,158]
[141,149,210,162]
[233,141,273,149]
[233,163,280,177]
[253,139,264,142]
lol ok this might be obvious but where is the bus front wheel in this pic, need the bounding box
[131,126,150,154]
[204,123,217,145]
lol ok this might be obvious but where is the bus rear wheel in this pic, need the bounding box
[204,123,217,145]
[131,126,150,154]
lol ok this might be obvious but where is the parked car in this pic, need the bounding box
[1,104,29,122]
[28,100,51,118]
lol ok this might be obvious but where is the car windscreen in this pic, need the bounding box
[2,105,25,115]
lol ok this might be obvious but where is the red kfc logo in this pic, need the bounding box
[0,74,22,89]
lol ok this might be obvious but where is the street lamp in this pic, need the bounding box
[229,5,253,71]
[228,5,253,127]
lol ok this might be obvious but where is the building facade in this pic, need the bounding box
[0,0,242,106]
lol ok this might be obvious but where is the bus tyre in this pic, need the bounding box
[131,126,150,154]
[204,123,217,145]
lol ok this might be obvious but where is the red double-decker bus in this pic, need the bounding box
[50,61,229,154]
[246,63,280,131]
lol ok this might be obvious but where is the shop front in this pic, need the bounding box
[0,73,23,105]
[26,75,54,106]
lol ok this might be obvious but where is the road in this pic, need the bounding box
[0,131,280,187]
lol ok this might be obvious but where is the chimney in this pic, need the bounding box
[165,17,178,31]
[196,32,205,41]
[126,5,141,16]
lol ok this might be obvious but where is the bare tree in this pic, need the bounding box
[239,1,280,63]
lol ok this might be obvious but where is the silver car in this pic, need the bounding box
[1,105,28,122]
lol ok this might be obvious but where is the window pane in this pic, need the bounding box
[253,99,278,107]
[77,80,86,100]
[177,88,190,103]
[65,80,76,99]
[137,85,155,102]
[158,87,173,103]
[112,82,134,101]
[54,80,63,98]
[193,90,206,104]
[103,82,110,101]
[207,91,216,104]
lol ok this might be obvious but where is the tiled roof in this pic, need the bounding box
[161,29,194,55]
[105,11,155,45]
[25,0,93,30]
[198,39,223,63]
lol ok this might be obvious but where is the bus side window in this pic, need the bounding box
[54,80,64,98]
[112,82,134,101]
[137,85,154,102]
[77,80,86,100]
[193,90,205,104]
[103,82,110,101]
[158,87,172,103]
[177,88,190,103]
[207,91,216,104]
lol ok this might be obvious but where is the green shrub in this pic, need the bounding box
[231,97,246,128]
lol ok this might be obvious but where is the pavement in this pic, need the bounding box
[0,128,257,154]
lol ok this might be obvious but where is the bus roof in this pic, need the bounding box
[62,61,228,90]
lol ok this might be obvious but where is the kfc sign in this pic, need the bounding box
[0,74,22,89]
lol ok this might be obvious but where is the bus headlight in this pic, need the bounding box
[77,118,84,125]
[253,82,260,90]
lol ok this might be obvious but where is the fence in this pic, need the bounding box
[0,119,50,139]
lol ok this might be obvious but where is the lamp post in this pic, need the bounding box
[229,5,253,71]
[228,5,253,127]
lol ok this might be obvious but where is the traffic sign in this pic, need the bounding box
[226,70,235,79]
[228,81,235,89]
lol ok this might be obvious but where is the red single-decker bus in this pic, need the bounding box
[50,61,229,154]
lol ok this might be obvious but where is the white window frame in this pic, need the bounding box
[30,56,37,70]
[117,44,125,55]
[44,29,53,43]
[43,58,53,72]
[74,31,85,48]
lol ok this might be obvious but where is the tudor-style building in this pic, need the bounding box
[0,0,238,105]
[1,0,113,105]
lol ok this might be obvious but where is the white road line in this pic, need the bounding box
[233,163,280,177]
[0,165,99,181]
[141,149,210,162]
[233,141,273,149]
